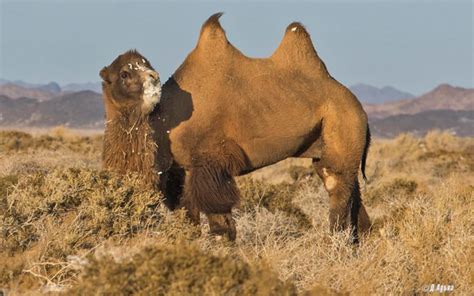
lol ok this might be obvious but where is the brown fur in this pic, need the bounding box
[103,113,157,181]
[101,13,372,241]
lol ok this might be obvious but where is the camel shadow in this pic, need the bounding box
[152,77,194,210]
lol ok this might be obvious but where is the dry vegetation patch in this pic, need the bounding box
[0,129,472,295]
[0,127,101,155]
[73,242,296,296]
[0,167,174,292]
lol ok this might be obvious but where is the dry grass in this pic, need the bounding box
[0,128,472,295]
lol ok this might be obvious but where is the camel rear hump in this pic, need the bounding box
[272,22,328,76]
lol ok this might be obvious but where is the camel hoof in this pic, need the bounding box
[207,213,236,241]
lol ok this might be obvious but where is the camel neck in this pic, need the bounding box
[103,114,160,188]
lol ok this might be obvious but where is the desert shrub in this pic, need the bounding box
[418,147,474,177]
[1,168,169,254]
[0,167,200,291]
[72,242,296,296]
[0,174,18,205]
[383,133,423,164]
[304,285,348,296]
[287,165,317,182]
[365,177,418,207]
[0,129,102,154]
[423,130,469,152]
[0,130,34,151]
[239,178,312,230]
[368,132,474,183]
[270,178,472,294]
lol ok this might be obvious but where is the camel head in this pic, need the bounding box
[100,50,161,119]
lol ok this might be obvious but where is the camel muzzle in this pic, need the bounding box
[141,71,161,114]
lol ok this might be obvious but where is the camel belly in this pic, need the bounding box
[238,133,312,170]
[229,106,322,170]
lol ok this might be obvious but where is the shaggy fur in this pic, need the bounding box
[103,114,157,182]
[180,139,248,215]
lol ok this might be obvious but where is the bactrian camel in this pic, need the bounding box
[100,13,371,242]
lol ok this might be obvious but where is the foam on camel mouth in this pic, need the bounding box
[128,60,160,114]
[142,77,161,114]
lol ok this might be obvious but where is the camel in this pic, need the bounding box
[100,13,371,242]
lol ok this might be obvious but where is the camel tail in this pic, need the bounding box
[361,124,371,181]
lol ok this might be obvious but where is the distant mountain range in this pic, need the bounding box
[364,84,474,119]
[370,109,473,137]
[0,83,59,101]
[0,79,472,137]
[61,82,102,93]
[0,91,104,128]
[0,79,62,93]
[350,83,414,104]
[0,79,102,100]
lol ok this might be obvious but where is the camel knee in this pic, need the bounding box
[322,167,338,191]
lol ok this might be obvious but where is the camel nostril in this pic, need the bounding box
[148,72,159,82]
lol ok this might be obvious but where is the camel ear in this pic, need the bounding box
[100,67,111,84]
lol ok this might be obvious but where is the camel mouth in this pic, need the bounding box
[141,73,162,114]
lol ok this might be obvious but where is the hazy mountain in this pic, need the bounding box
[350,83,414,104]
[0,91,104,128]
[370,109,474,138]
[1,78,102,94]
[0,95,39,125]
[35,90,104,127]
[36,82,61,93]
[0,83,58,101]
[0,79,61,93]
[364,84,474,119]
[62,82,102,93]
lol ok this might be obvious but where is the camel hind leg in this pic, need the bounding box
[297,129,371,240]
[309,111,371,241]
[313,159,370,242]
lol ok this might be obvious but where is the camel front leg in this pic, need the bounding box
[182,167,240,241]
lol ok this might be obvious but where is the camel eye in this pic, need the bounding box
[120,71,130,79]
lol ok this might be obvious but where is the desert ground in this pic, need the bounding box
[0,127,472,295]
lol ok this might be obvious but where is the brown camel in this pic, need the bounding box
[100,13,371,242]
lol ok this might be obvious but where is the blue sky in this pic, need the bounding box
[0,0,472,95]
